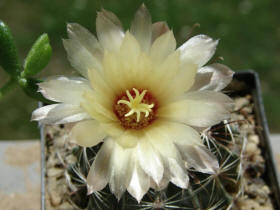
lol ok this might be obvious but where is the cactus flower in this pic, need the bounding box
[32,4,234,202]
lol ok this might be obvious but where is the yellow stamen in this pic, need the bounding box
[117,88,154,122]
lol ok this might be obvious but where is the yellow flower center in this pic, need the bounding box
[114,88,157,129]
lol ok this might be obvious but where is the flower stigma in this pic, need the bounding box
[114,88,157,129]
[118,88,154,122]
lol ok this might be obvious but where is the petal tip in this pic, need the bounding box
[87,185,95,195]
[135,195,144,203]
[140,3,147,10]
[136,3,150,20]
[30,112,37,122]
[66,23,73,30]
[31,108,44,122]
[66,23,79,37]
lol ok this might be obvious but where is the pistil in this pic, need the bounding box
[117,88,154,122]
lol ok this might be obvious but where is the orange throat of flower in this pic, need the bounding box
[113,88,157,130]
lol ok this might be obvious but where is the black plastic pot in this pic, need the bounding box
[40,71,280,209]
[231,71,280,209]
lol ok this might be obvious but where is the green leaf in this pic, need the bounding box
[22,33,52,77]
[0,20,21,77]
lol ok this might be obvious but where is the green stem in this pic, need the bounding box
[0,78,17,99]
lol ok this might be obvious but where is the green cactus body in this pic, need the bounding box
[44,91,272,210]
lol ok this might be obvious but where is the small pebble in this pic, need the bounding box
[49,190,62,206]
[245,142,258,155]
[248,134,260,144]
[234,97,250,111]
[47,168,64,177]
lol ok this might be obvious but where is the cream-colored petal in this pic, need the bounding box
[127,152,150,202]
[146,51,179,101]
[81,102,112,124]
[176,145,219,174]
[150,155,189,191]
[159,62,197,102]
[81,89,117,123]
[184,90,234,111]
[132,53,154,90]
[104,32,141,90]
[194,63,234,91]
[158,101,228,128]
[102,51,128,94]
[32,104,58,122]
[102,41,153,96]
[175,62,198,92]
[63,39,102,78]
[87,138,114,194]
[84,70,116,123]
[149,170,170,191]
[137,139,164,185]
[119,32,141,67]
[109,144,132,200]
[96,10,124,52]
[155,120,218,174]
[99,8,123,29]
[145,123,180,160]
[145,123,189,189]
[168,158,189,188]
[115,130,140,149]
[179,34,218,68]
[70,120,106,147]
[189,71,213,91]
[100,122,125,138]
[67,23,103,62]
[31,104,90,125]
[88,68,114,98]
[158,91,232,127]
[147,52,197,104]
[150,30,176,63]
[130,4,152,53]
[152,21,170,42]
[145,123,189,188]
[156,51,180,77]
[159,121,203,147]
[38,76,90,104]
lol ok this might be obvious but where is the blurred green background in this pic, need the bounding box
[1,0,280,139]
